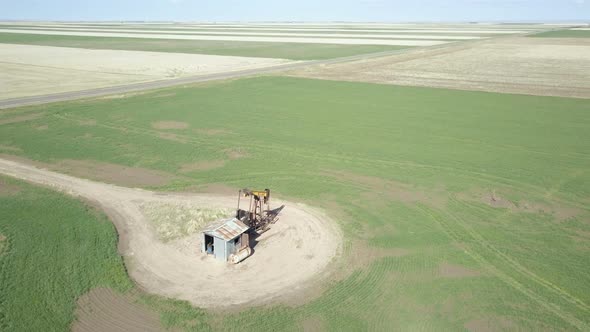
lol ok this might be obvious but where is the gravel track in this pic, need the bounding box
[0,157,342,308]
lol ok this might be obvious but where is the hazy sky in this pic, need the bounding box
[2,0,589,22]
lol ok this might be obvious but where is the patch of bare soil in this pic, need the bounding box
[157,132,187,143]
[35,125,48,130]
[0,112,44,125]
[289,37,590,98]
[438,262,481,278]
[0,234,6,255]
[55,160,177,188]
[0,145,21,152]
[465,317,515,332]
[324,170,447,209]
[459,189,582,222]
[350,243,412,268]
[151,121,189,130]
[72,288,163,332]
[2,155,178,189]
[0,178,20,196]
[224,147,248,160]
[192,183,239,196]
[179,160,226,173]
[0,157,342,308]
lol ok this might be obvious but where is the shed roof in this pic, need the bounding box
[203,218,249,241]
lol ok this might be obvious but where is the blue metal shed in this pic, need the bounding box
[202,218,250,262]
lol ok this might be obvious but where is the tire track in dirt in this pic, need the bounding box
[0,157,342,309]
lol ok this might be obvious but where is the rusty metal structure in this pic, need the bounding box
[236,188,282,234]
[202,218,250,263]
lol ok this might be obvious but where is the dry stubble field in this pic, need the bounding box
[289,36,590,98]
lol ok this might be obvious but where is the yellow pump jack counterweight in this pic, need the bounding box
[236,188,282,234]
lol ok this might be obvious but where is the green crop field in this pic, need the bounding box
[532,29,590,38]
[0,176,132,331]
[0,76,589,330]
[0,32,409,60]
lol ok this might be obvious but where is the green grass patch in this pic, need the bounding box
[0,32,409,60]
[0,176,132,331]
[1,77,589,330]
[532,29,590,38]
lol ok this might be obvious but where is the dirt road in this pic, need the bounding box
[0,157,342,308]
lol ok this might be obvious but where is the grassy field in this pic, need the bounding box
[1,76,589,330]
[532,29,590,38]
[0,33,409,60]
[0,176,132,331]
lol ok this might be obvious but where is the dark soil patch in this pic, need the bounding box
[157,132,188,143]
[72,288,163,332]
[439,262,481,278]
[183,183,239,196]
[460,189,583,222]
[56,160,178,188]
[0,112,44,125]
[0,234,6,255]
[0,178,21,196]
[0,145,22,153]
[0,155,179,188]
[323,170,447,209]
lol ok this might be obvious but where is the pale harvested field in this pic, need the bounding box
[0,43,292,100]
[5,27,483,40]
[0,157,342,308]
[288,37,590,98]
[0,28,450,46]
[6,25,532,34]
[22,22,550,30]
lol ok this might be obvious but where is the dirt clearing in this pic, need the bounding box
[73,288,163,332]
[288,37,590,98]
[0,43,293,100]
[0,157,342,308]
